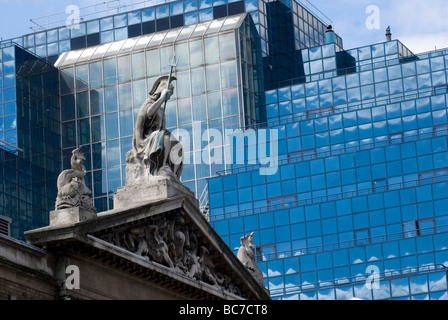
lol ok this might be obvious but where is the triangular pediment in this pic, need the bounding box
[26,190,270,300]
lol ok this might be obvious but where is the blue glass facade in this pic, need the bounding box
[3,0,341,64]
[0,0,339,210]
[208,41,448,299]
[0,0,447,300]
[0,43,61,238]
[53,13,263,212]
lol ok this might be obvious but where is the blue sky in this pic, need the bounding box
[0,0,447,54]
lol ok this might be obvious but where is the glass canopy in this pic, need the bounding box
[55,13,247,68]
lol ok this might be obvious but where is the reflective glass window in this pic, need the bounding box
[76,91,89,118]
[34,32,46,46]
[100,17,114,31]
[142,7,155,22]
[373,81,387,97]
[221,61,237,88]
[222,88,238,116]
[103,58,117,85]
[305,82,317,96]
[170,1,184,15]
[89,61,103,88]
[191,67,205,95]
[360,71,373,85]
[156,5,169,19]
[116,55,131,84]
[192,95,207,122]
[309,46,322,60]
[146,50,160,77]
[185,0,198,12]
[219,33,236,61]
[131,52,145,80]
[332,90,346,105]
[358,46,371,60]
[389,79,403,94]
[416,59,430,74]
[334,286,352,300]
[346,74,359,88]
[75,64,89,92]
[430,56,445,71]
[402,61,416,77]
[61,95,76,121]
[189,40,204,68]
[173,43,189,71]
[204,37,219,65]
[100,31,114,44]
[90,88,104,116]
[62,121,76,148]
[371,43,384,58]
[332,77,346,91]
[347,87,360,102]
[178,98,192,125]
[106,139,120,167]
[365,243,382,262]
[432,70,446,86]
[105,112,119,140]
[299,254,316,272]
[3,60,14,74]
[418,70,431,88]
[127,11,141,25]
[391,277,410,298]
[323,58,336,71]
[119,109,133,137]
[104,85,118,113]
[292,84,305,99]
[165,101,177,129]
[199,0,212,9]
[310,60,323,74]
[428,272,447,292]
[207,91,222,119]
[402,76,417,91]
[118,83,132,110]
[176,70,191,98]
[184,12,198,25]
[107,166,122,194]
[373,67,387,82]
[4,116,16,130]
[91,115,105,143]
[206,64,220,91]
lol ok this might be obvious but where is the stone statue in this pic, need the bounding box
[133,220,175,268]
[126,75,184,185]
[55,147,96,212]
[237,232,264,286]
[97,210,241,295]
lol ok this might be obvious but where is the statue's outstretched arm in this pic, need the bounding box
[145,90,171,119]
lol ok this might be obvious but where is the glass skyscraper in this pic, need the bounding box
[208,38,448,300]
[1,0,447,300]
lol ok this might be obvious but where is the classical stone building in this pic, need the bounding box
[0,235,59,300]
[0,176,270,300]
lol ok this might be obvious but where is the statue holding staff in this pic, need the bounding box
[126,71,184,185]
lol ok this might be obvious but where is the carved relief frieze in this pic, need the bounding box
[93,210,242,297]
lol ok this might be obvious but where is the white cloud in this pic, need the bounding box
[310,0,448,53]
[400,32,448,54]
[384,0,448,53]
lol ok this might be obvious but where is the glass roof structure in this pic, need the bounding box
[55,13,247,68]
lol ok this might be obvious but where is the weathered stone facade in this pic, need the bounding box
[0,235,59,300]
[5,177,270,300]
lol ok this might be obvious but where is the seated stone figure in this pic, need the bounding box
[237,232,265,286]
[55,147,96,212]
[126,75,184,185]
